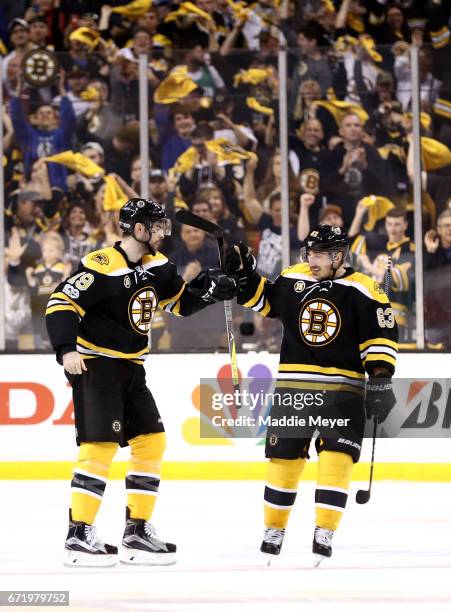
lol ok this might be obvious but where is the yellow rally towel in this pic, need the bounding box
[112,0,152,19]
[152,34,172,48]
[321,0,336,13]
[80,86,101,101]
[421,137,451,171]
[358,34,382,62]
[170,146,199,176]
[170,139,255,176]
[69,27,100,51]
[404,112,432,131]
[206,138,255,164]
[43,151,104,177]
[154,65,198,104]
[234,67,273,87]
[313,100,369,125]
[103,174,128,211]
[0,38,7,56]
[165,2,214,26]
[347,12,365,34]
[246,97,274,116]
[226,0,252,22]
[335,35,359,55]
[359,195,395,231]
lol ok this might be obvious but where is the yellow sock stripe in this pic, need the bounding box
[243,276,265,308]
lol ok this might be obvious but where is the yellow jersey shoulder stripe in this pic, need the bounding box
[281,263,312,279]
[142,251,168,268]
[336,272,389,304]
[82,247,128,276]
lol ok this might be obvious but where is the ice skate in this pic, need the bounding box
[120,508,176,565]
[260,528,285,565]
[312,526,333,567]
[64,511,118,567]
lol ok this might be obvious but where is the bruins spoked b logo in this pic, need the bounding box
[128,287,157,335]
[299,299,341,346]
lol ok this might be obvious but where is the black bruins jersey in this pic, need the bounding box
[351,233,415,328]
[46,243,209,364]
[238,264,398,393]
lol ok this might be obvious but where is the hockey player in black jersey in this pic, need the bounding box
[46,198,237,567]
[226,225,398,565]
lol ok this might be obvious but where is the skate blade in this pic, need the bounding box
[261,552,277,566]
[120,548,176,566]
[313,554,327,568]
[64,550,118,568]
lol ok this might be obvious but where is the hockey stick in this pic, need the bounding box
[356,256,392,505]
[355,415,377,504]
[175,210,240,388]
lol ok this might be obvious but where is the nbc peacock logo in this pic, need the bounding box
[182,363,275,446]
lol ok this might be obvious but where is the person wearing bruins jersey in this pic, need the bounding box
[351,208,415,344]
[46,198,237,568]
[225,225,398,565]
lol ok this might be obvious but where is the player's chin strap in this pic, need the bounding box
[329,247,349,279]
[132,222,157,255]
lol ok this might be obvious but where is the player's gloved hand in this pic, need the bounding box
[365,377,396,423]
[224,242,256,289]
[188,268,238,303]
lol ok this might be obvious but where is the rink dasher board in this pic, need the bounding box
[0,353,450,480]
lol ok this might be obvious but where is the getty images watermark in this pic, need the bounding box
[198,378,451,440]
[210,389,349,429]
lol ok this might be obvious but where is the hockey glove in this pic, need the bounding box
[365,377,396,423]
[188,268,238,303]
[224,242,257,290]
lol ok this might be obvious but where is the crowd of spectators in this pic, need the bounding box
[1,0,451,351]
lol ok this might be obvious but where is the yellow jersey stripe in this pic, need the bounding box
[45,304,77,316]
[278,364,365,379]
[363,353,397,367]
[159,283,186,308]
[51,292,86,317]
[359,338,398,351]
[243,277,265,308]
[276,380,364,395]
[77,337,149,359]
[172,300,182,316]
[260,299,271,317]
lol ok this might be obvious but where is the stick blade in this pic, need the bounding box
[175,209,223,237]
[355,489,371,504]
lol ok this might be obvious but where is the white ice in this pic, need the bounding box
[1,480,451,612]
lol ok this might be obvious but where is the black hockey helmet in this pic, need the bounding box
[119,198,171,236]
[305,224,350,251]
[301,224,350,268]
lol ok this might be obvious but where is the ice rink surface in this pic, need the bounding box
[2,480,451,612]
